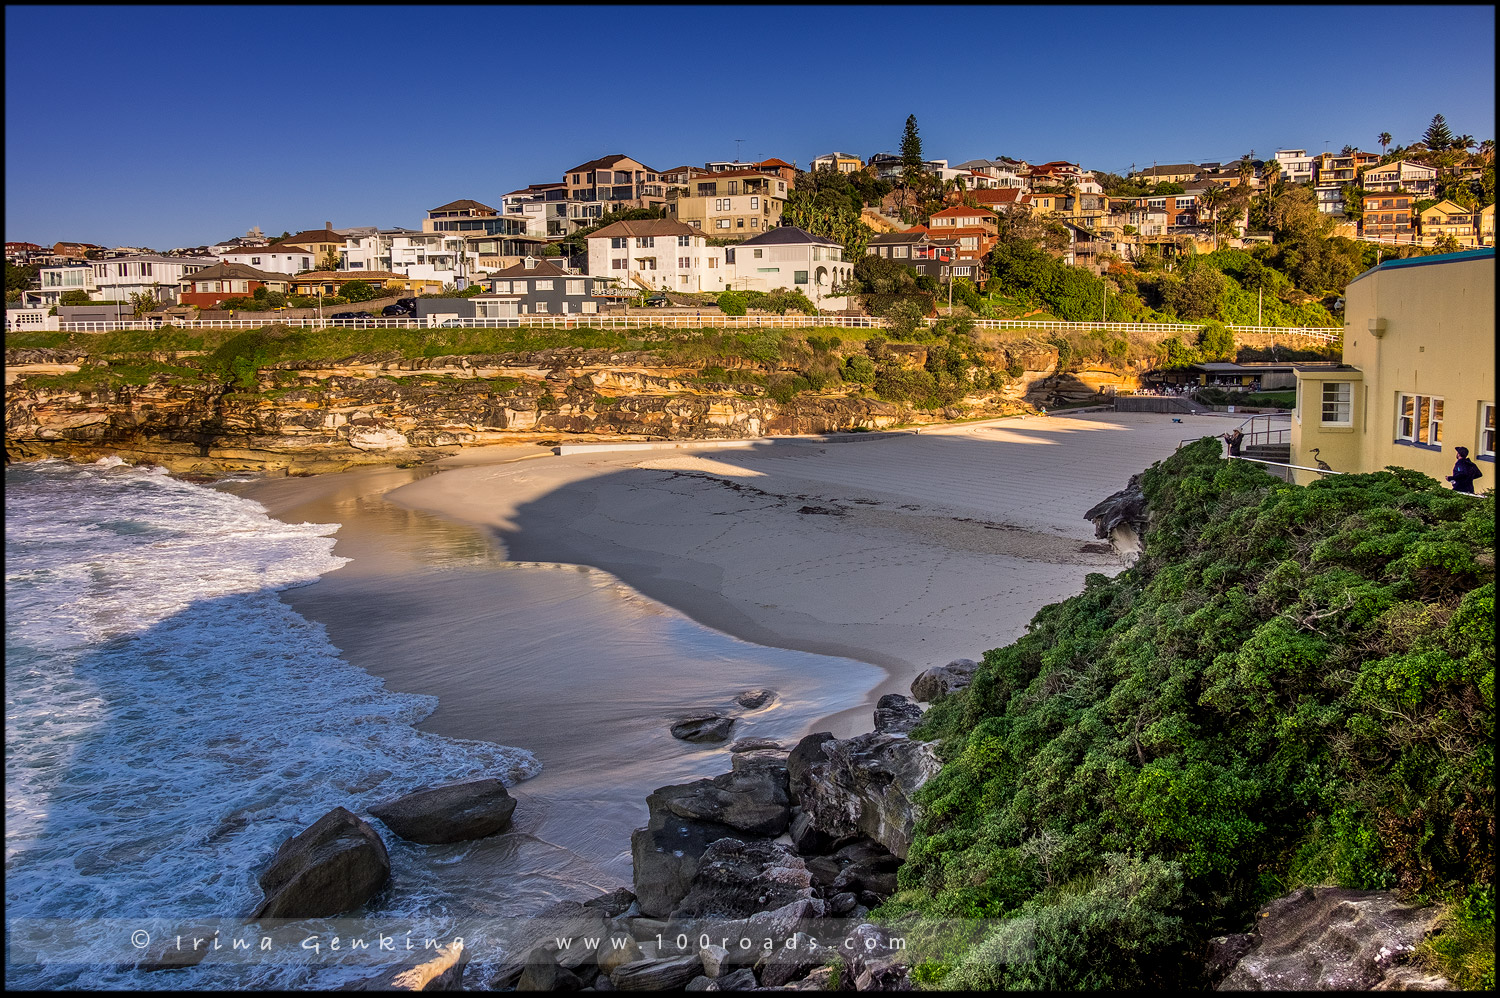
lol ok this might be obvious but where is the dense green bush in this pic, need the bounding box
[890,440,1494,988]
[716,290,747,316]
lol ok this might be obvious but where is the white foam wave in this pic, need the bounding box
[4,460,540,989]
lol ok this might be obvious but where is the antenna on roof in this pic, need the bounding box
[735,139,745,161]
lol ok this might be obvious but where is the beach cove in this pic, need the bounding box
[224,410,1231,897]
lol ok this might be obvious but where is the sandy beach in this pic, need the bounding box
[225,409,1231,899]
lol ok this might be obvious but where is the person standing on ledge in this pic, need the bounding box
[1447,446,1482,493]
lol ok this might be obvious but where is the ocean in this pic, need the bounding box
[4,457,884,988]
[4,458,541,989]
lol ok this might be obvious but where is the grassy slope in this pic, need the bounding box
[884,440,1494,989]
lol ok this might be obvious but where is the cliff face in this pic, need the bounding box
[6,347,1065,474]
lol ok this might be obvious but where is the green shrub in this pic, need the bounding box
[717,291,747,316]
[894,440,1495,987]
[844,355,877,385]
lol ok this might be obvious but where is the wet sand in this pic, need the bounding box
[224,410,1230,895]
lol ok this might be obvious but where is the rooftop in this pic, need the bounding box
[587,218,703,240]
[735,225,839,247]
[429,199,498,214]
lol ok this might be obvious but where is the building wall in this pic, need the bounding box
[726,241,851,307]
[1292,252,1495,485]
[221,248,318,275]
[586,233,728,292]
[669,192,783,234]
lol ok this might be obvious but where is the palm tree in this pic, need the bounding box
[1378,132,1392,154]
[1479,139,1495,162]
[1197,183,1231,251]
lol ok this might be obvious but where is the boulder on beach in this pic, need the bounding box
[728,737,787,753]
[347,939,468,991]
[786,731,940,859]
[671,715,736,743]
[873,693,923,734]
[368,779,517,845]
[733,689,777,710]
[909,658,979,703]
[251,806,390,920]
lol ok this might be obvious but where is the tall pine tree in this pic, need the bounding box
[1422,113,1454,151]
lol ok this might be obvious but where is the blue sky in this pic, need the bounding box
[5,5,1494,249]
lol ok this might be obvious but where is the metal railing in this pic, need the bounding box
[1233,413,1292,447]
[46,314,1346,336]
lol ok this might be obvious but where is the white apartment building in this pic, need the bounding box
[88,255,215,304]
[1274,149,1315,184]
[954,160,1027,189]
[218,244,319,276]
[342,229,481,286]
[725,226,852,310]
[585,218,727,293]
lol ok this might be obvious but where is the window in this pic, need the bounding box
[691,220,701,228]
[512,280,527,292]
[1396,392,1443,446]
[750,196,759,210]
[638,236,655,248]
[1320,382,1352,425]
[492,281,510,294]
[677,235,690,246]
[892,246,908,258]
[566,279,585,295]
[716,219,731,229]
[533,279,553,290]
[728,181,739,195]
[1480,403,1495,458]
[534,301,547,313]
[756,267,780,273]
[708,258,718,269]
[750,218,758,228]
[794,271,808,285]
[737,219,744,228]
[582,301,598,314]
[251,257,262,265]
[611,259,627,270]
[715,198,728,211]
[678,257,690,268]
[611,237,626,249]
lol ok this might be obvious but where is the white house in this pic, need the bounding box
[725,226,852,310]
[585,218,727,293]
[1274,149,1315,184]
[88,255,215,304]
[219,244,318,276]
[342,229,480,287]
[24,263,97,306]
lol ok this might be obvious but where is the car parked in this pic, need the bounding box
[381,303,411,317]
[644,293,669,307]
[330,311,374,320]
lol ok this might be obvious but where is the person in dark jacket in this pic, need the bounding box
[1223,428,1244,457]
[1447,446,1482,493]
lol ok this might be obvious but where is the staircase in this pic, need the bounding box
[1241,442,1290,463]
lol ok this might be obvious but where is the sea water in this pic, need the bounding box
[4,459,541,989]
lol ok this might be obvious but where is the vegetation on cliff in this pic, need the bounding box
[887,440,1494,989]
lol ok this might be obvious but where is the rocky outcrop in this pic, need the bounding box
[1083,472,1148,561]
[251,807,390,919]
[367,779,517,845]
[2,341,1033,473]
[1211,887,1446,991]
[872,694,923,735]
[786,731,941,859]
[672,838,815,920]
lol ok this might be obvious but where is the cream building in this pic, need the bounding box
[1291,248,1494,487]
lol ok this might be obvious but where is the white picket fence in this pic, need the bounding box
[29,312,1341,341]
